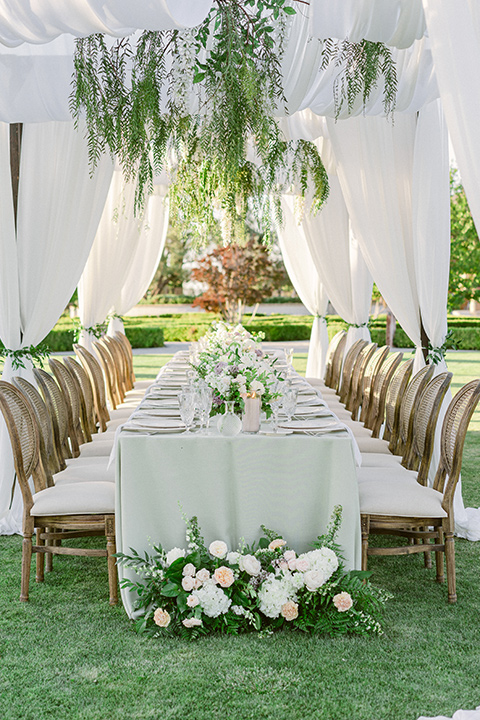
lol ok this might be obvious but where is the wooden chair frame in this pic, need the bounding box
[324,330,346,389]
[382,358,414,443]
[366,351,404,437]
[338,339,368,405]
[0,381,117,605]
[74,344,110,432]
[361,379,480,603]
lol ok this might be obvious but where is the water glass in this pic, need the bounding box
[179,388,196,433]
[198,385,213,434]
[282,386,298,421]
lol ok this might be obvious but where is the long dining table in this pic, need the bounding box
[115,351,362,617]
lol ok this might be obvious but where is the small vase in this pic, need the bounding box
[217,401,242,437]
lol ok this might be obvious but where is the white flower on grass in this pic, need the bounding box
[193,581,232,617]
[239,554,262,576]
[257,575,296,619]
[165,547,186,566]
[209,540,228,559]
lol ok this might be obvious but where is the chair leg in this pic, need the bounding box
[361,515,370,571]
[445,531,457,603]
[435,526,445,584]
[106,517,118,606]
[45,526,53,573]
[36,528,45,583]
[21,532,33,602]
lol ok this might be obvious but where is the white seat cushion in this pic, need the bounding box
[360,453,403,468]
[356,465,417,483]
[55,457,115,485]
[359,480,447,518]
[132,379,152,391]
[76,440,114,457]
[305,377,326,389]
[355,436,392,454]
[32,481,115,516]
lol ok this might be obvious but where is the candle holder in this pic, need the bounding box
[242,392,261,434]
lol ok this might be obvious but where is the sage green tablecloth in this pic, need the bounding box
[116,429,362,617]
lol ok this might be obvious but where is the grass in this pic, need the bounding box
[0,351,480,720]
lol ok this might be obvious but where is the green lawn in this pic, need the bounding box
[0,351,479,720]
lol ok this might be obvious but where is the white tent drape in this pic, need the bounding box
[311,0,426,49]
[423,0,480,239]
[0,121,113,534]
[326,113,424,368]
[0,0,213,47]
[107,186,170,336]
[300,176,373,353]
[78,174,169,348]
[277,196,330,379]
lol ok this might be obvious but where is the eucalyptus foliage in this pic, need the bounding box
[71,0,397,244]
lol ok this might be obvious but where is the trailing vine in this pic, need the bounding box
[0,343,50,371]
[71,1,397,244]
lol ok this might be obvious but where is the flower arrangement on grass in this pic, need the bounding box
[190,321,282,417]
[116,507,391,640]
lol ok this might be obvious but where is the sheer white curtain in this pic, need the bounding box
[277,196,330,379]
[310,0,426,48]
[423,0,480,234]
[0,121,113,534]
[78,176,169,348]
[326,113,424,368]
[107,186,170,336]
[0,0,213,46]
[300,176,373,353]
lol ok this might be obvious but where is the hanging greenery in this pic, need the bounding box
[71,0,397,244]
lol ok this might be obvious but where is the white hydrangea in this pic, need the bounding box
[193,580,232,618]
[257,574,296,619]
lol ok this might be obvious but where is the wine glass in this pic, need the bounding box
[269,394,283,433]
[282,386,298,422]
[285,347,294,366]
[179,388,196,433]
[198,385,213,434]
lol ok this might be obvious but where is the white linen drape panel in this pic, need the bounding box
[299,176,373,353]
[0,7,438,124]
[107,186,170,336]
[0,121,113,534]
[277,196,330,379]
[422,0,480,238]
[78,171,146,351]
[279,8,438,118]
[311,0,426,49]
[0,0,214,46]
[326,114,424,365]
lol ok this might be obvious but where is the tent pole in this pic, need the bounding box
[9,123,23,231]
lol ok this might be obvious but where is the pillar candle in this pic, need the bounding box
[242,394,261,433]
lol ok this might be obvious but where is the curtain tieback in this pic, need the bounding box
[0,343,49,371]
[426,330,455,365]
[314,314,327,321]
[347,320,370,329]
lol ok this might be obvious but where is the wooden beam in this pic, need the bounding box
[9,123,23,231]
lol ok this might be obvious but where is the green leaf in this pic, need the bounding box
[283,6,296,14]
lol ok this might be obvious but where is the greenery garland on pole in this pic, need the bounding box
[71,0,397,244]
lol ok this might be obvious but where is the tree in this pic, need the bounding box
[449,170,480,310]
[191,236,284,323]
[148,226,189,297]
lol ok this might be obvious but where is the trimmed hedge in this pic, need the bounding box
[18,312,480,353]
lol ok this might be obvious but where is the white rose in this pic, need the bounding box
[182,576,195,592]
[239,554,262,576]
[209,540,228,558]
[304,569,326,592]
[196,568,210,583]
[250,380,265,395]
[182,563,196,577]
[187,594,200,607]
[165,547,186,566]
[227,552,240,565]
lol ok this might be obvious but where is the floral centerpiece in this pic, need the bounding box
[117,507,391,639]
[190,321,282,417]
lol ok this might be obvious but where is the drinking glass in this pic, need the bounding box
[282,386,298,422]
[270,394,283,433]
[285,347,294,366]
[179,388,196,433]
[198,385,213,434]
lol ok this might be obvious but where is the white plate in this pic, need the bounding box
[278,419,345,432]
[122,426,184,435]
[129,417,185,429]
[135,409,181,418]
[258,428,293,436]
